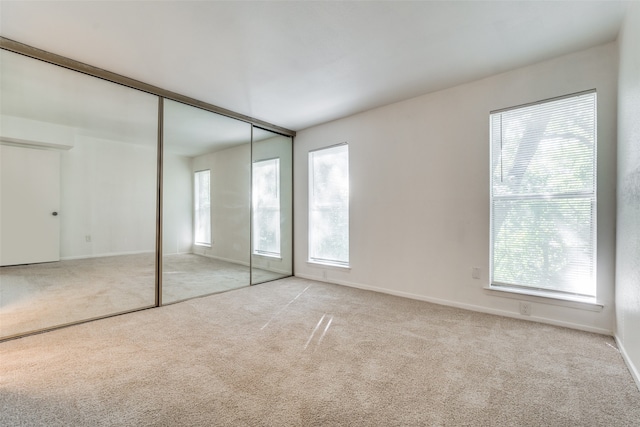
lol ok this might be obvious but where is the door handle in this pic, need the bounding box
[52,212,58,216]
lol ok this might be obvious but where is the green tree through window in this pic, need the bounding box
[490,92,596,297]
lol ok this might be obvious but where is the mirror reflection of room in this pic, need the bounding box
[0,50,158,339]
[251,128,293,285]
[0,48,295,341]
[161,99,252,304]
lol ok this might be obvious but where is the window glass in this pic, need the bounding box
[308,144,349,267]
[253,158,281,257]
[194,170,211,246]
[491,92,596,297]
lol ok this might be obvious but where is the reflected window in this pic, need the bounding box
[194,170,211,246]
[308,144,349,267]
[253,158,281,257]
[490,91,596,298]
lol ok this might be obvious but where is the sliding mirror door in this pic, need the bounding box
[251,128,293,284]
[0,50,159,339]
[162,100,251,303]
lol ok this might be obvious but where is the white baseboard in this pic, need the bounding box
[257,266,292,275]
[200,253,250,268]
[61,250,154,261]
[164,251,193,256]
[615,334,640,392]
[294,273,612,336]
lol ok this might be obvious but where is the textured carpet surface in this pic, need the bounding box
[1,277,639,426]
[0,253,283,338]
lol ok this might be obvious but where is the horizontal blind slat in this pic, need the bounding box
[490,92,596,297]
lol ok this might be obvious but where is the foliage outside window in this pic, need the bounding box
[253,158,281,257]
[490,92,596,298]
[308,144,349,267]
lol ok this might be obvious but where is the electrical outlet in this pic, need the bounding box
[519,302,532,316]
[471,267,481,279]
[85,235,91,242]
[322,270,327,280]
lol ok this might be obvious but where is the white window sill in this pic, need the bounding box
[307,260,351,270]
[253,253,282,260]
[194,243,211,248]
[484,285,603,312]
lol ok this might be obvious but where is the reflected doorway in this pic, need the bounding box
[1,145,61,266]
[0,49,158,339]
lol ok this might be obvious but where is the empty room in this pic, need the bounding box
[1,1,639,425]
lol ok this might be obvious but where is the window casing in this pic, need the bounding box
[490,91,596,299]
[308,144,349,267]
[194,170,211,246]
[252,158,281,257]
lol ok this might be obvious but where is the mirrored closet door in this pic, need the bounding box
[161,100,252,304]
[251,127,293,285]
[0,49,159,339]
[1,40,295,340]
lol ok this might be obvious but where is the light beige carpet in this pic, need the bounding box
[0,253,284,339]
[1,277,638,426]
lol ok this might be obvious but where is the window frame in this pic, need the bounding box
[193,169,211,247]
[308,143,350,268]
[489,90,597,301]
[252,157,281,258]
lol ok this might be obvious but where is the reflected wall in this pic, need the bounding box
[0,50,158,339]
[251,128,293,284]
[162,100,252,304]
[0,42,295,340]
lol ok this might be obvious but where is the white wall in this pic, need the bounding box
[192,143,251,265]
[616,2,640,388]
[162,153,193,255]
[60,135,157,259]
[294,43,618,335]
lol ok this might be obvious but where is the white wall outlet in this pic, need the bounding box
[471,267,481,279]
[85,235,91,242]
[322,270,327,280]
[519,302,532,316]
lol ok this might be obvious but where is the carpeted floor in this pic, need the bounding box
[0,253,284,339]
[1,277,638,426]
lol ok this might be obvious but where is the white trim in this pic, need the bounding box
[198,253,251,268]
[0,137,73,151]
[253,252,282,260]
[484,286,603,311]
[306,260,351,270]
[615,334,640,392]
[295,273,612,336]
[490,88,596,114]
[60,250,154,261]
[253,265,292,275]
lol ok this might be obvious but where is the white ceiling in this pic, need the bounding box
[0,0,630,132]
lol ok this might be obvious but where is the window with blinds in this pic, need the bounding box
[490,91,596,298]
[308,144,349,267]
[252,158,281,257]
[194,170,211,246]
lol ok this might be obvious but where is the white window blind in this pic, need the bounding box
[194,170,211,246]
[309,144,349,267]
[252,158,281,257]
[490,91,596,297]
